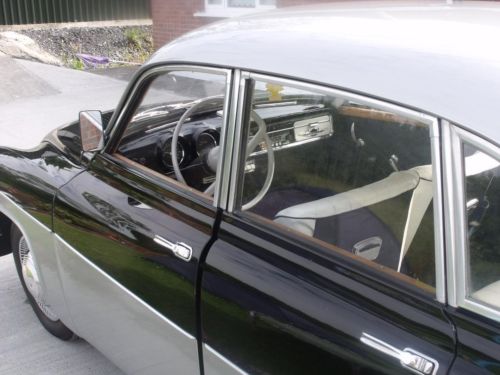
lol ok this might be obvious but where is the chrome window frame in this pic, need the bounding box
[443,122,500,322]
[104,64,233,209]
[228,72,445,302]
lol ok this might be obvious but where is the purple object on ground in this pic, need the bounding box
[76,53,110,68]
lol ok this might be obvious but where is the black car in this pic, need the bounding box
[1,3,499,374]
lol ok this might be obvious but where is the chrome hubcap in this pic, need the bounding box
[19,236,58,321]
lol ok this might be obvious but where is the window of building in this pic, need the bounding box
[200,0,276,17]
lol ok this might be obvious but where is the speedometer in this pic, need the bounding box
[196,131,218,156]
[162,138,185,168]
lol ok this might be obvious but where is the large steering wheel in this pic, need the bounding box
[241,110,275,210]
[171,99,275,206]
[171,96,224,194]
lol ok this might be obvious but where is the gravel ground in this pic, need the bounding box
[20,25,152,68]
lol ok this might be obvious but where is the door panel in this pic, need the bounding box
[55,233,198,375]
[54,154,216,374]
[201,217,456,374]
[447,310,500,374]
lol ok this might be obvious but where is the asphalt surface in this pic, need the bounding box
[0,56,135,149]
[0,57,134,374]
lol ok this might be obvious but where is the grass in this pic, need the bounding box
[66,57,85,70]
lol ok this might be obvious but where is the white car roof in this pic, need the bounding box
[148,1,500,144]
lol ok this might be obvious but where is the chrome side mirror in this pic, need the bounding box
[79,110,104,152]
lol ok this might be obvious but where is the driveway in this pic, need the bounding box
[0,56,131,148]
[0,56,129,374]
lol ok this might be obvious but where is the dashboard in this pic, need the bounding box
[117,101,334,190]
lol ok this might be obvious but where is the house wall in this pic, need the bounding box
[151,0,337,48]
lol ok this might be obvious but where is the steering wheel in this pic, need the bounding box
[171,100,275,205]
[241,110,275,210]
[171,96,224,194]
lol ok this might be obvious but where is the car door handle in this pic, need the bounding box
[154,235,192,262]
[360,332,438,375]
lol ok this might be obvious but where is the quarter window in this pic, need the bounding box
[463,143,500,309]
[236,78,438,290]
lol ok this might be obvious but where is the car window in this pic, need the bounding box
[236,78,437,290]
[463,143,500,310]
[115,68,228,197]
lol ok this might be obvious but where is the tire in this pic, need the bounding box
[11,224,75,341]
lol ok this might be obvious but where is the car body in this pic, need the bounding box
[1,2,500,374]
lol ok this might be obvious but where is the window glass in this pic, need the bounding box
[116,69,227,196]
[259,0,276,5]
[206,0,275,9]
[463,143,500,309]
[237,78,436,289]
[228,0,255,8]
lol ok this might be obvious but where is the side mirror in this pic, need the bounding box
[79,110,104,152]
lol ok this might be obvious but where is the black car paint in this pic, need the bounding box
[0,125,465,374]
[446,308,500,374]
[0,80,498,375]
[200,213,457,374]
[53,152,218,337]
[0,141,85,229]
[0,126,453,375]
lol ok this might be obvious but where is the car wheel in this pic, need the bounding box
[11,224,75,341]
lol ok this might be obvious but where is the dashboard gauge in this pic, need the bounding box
[161,137,185,168]
[196,131,218,156]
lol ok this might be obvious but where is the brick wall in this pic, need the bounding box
[151,0,219,48]
[151,0,340,48]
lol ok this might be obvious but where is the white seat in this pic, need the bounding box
[274,167,426,236]
[472,280,500,309]
[274,165,433,269]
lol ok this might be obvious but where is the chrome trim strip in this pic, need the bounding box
[216,69,239,211]
[55,233,195,340]
[441,121,459,307]
[228,71,251,213]
[203,344,248,375]
[446,125,500,322]
[429,119,446,304]
[106,65,231,152]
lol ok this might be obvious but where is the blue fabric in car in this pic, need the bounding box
[314,207,403,271]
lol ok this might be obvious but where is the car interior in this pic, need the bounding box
[116,75,437,288]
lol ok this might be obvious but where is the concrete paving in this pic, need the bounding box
[0,255,122,375]
[0,56,129,374]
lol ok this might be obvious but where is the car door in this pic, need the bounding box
[200,73,456,374]
[52,66,231,375]
[442,123,500,373]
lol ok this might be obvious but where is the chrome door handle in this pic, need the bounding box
[154,235,192,262]
[360,332,438,375]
